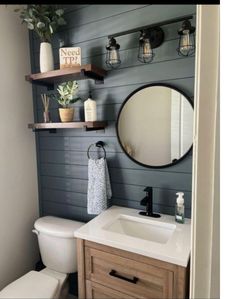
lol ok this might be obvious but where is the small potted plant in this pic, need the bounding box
[52,80,81,122]
[15,5,66,73]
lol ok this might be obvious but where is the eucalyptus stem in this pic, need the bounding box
[14,5,66,43]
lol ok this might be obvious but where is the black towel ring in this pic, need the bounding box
[87,141,106,159]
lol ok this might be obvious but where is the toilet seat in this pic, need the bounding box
[0,271,59,299]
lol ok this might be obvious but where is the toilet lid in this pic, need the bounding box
[34,216,84,238]
[0,271,59,299]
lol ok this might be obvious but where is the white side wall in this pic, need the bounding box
[190,5,220,298]
[0,5,39,289]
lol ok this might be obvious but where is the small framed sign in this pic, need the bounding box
[59,47,81,69]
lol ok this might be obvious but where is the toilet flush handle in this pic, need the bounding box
[32,229,39,235]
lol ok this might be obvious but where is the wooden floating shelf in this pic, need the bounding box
[25,64,107,89]
[28,121,107,132]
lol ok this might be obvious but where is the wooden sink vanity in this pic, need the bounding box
[75,207,191,299]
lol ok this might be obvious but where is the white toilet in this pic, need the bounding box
[0,216,84,299]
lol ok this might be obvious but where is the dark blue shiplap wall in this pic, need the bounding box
[29,5,196,222]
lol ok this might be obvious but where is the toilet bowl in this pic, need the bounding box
[0,216,84,299]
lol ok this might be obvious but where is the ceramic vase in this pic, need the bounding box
[40,42,54,73]
[59,108,74,122]
[43,111,51,123]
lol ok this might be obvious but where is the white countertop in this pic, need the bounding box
[74,206,191,267]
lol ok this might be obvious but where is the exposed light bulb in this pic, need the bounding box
[105,37,121,69]
[177,20,195,57]
[179,30,194,56]
[143,39,152,58]
[138,36,154,63]
[110,49,119,63]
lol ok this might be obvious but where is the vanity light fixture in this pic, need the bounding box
[105,37,121,69]
[177,19,195,57]
[106,14,194,69]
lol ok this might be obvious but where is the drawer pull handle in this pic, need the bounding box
[109,270,138,284]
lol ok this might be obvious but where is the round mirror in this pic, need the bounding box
[116,84,194,168]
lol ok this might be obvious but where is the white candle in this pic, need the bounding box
[84,96,97,122]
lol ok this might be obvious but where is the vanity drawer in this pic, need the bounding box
[86,280,135,299]
[85,246,174,299]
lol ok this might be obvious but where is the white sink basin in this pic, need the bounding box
[102,214,176,244]
[74,206,191,267]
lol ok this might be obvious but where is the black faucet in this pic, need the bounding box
[139,187,161,218]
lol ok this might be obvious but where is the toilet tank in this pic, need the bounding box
[34,216,84,274]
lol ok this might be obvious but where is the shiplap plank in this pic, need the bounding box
[43,194,191,219]
[109,168,192,190]
[39,135,192,172]
[99,57,195,89]
[41,188,191,221]
[42,183,191,209]
[63,5,149,30]
[41,175,192,196]
[39,136,122,152]
[42,188,87,207]
[40,163,88,180]
[42,201,93,222]
[41,175,192,215]
[41,176,88,193]
[62,5,90,14]
[40,163,192,191]
[39,150,192,173]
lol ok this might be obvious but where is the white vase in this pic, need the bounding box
[40,42,54,73]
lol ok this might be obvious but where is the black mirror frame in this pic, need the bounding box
[116,83,194,169]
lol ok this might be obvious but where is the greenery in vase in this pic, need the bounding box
[14,5,66,43]
[51,81,81,108]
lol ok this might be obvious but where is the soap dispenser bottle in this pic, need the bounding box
[175,192,185,223]
[84,92,97,122]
